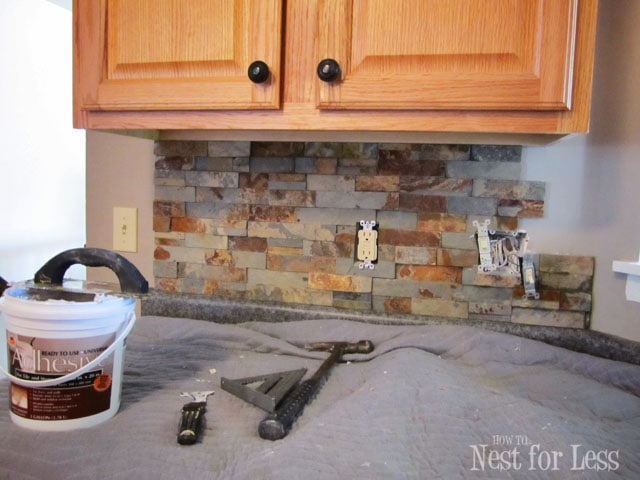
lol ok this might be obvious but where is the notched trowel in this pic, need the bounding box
[221,368,307,413]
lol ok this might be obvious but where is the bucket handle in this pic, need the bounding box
[34,248,148,294]
[0,312,136,388]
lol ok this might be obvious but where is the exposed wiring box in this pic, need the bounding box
[355,220,378,270]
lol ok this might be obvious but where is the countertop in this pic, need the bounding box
[142,290,640,366]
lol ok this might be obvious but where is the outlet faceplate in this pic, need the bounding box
[356,220,378,269]
[113,207,138,252]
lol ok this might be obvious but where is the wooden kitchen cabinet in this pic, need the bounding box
[317,0,579,111]
[74,0,283,113]
[74,0,598,137]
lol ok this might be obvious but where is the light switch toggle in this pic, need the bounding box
[356,220,378,270]
[113,207,138,253]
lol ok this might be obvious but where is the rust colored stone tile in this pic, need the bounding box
[511,287,561,310]
[154,216,170,232]
[239,172,268,189]
[154,247,170,260]
[383,193,400,210]
[539,255,595,276]
[417,213,467,232]
[355,175,400,192]
[155,156,195,171]
[187,265,246,283]
[342,143,379,159]
[379,152,446,176]
[307,239,348,258]
[230,237,268,252]
[267,254,335,273]
[304,142,343,157]
[539,273,593,292]
[559,292,592,312]
[419,144,470,161]
[378,229,440,247]
[268,246,303,258]
[399,193,447,213]
[473,179,545,200]
[335,233,356,257]
[270,173,306,183]
[248,205,298,223]
[202,280,220,295]
[411,298,468,319]
[395,246,437,265]
[154,201,185,217]
[400,177,473,195]
[155,140,207,157]
[155,236,182,247]
[172,217,207,233]
[463,268,522,288]
[497,199,544,218]
[316,158,338,174]
[437,248,478,267]
[251,141,305,157]
[494,216,519,231]
[269,190,316,207]
[309,272,372,292]
[156,278,180,292]
[384,297,412,314]
[397,265,462,283]
[339,158,378,175]
[205,250,235,266]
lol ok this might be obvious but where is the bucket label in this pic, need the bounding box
[7,332,116,421]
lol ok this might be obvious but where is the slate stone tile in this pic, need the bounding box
[473,179,546,200]
[155,155,195,170]
[471,145,522,162]
[497,199,544,218]
[447,196,497,216]
[208,141,250,157]
[446,161,522,180]
[155,141,207,157]
[250,141,303,157]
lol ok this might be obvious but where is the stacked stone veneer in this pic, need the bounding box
[153,141,594,329]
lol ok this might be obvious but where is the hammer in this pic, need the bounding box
[258,339,374,440]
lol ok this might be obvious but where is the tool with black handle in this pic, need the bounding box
[177,391,214,445]
[258,340,374,441]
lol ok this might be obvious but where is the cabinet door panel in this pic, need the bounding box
[317,0,578,110]
[76,0,282,111]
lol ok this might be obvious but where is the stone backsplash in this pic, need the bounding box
[153,141,594,328]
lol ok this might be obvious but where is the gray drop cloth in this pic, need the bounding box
[1,316,639,479]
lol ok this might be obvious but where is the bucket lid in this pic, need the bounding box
[9,279,131,303]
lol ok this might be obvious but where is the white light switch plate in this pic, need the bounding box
[113,207,137,252]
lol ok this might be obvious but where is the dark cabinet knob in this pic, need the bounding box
[317,58,341,82]
[248,61,270,84]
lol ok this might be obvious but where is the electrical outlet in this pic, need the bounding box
[357,229,378,261]
[356,220,378,269]
[113,207,137,252]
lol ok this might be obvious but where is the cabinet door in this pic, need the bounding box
[75,0,282,112]
[317,0,578,111]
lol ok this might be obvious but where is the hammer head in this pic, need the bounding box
[306,340,374,354]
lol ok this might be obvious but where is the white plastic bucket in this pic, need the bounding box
[0,287,136,431]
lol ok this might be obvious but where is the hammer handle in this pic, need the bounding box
[258,377,321,441]
[259,347,341,440]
